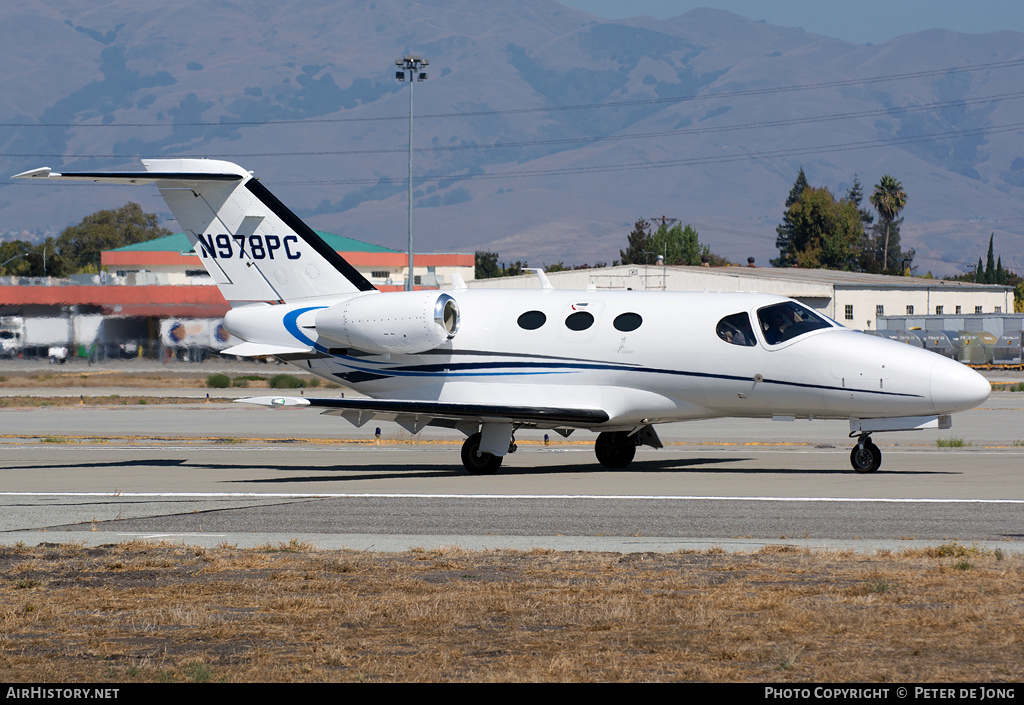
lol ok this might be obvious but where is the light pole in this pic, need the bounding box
[395,55,429,291]
[0,254,26,274]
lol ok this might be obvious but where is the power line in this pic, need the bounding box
[7,121,1022,190]
[3,58,1022,129]
[274,121,1024,186]
[6,91,1023,161]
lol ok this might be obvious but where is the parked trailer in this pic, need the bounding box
[0,315,70,358]
[918,330,956,360]
[160,318,238,361]
[865,329,924,347]
[993,332,1023,365]
[958,330,998,365]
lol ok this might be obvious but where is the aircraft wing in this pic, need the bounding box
[237,395,610,429]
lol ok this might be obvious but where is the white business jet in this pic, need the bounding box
[14,159,991,474]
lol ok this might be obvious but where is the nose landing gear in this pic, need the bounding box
[850,434,881,473]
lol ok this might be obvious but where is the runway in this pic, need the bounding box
[1,395,1022,553]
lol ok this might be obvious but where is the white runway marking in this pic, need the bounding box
[1,491,1022,504]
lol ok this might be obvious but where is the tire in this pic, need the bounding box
[595,431,637,469]
[461,432,502,475]
[850,441,882,473]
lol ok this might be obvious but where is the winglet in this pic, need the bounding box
[12,167,53,180]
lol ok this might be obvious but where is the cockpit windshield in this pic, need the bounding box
[757,301,833,345]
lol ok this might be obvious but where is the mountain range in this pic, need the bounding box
[2,0,1023,276]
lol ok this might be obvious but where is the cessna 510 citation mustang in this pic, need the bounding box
[14,159,991,474]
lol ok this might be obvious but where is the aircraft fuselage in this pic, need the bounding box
[225,288,989,430]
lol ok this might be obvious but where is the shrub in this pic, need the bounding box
[206,373,231,389]
[269,374,303,389]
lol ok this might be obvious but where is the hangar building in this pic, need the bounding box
[465,264,1014,332]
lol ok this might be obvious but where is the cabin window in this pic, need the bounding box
[716,312,756,347]
[613,312,643,332]
[756,302,832,345]
[517,311,546,330]
[564,311,594,331]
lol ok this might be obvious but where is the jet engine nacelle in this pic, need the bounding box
[314,291,460,355]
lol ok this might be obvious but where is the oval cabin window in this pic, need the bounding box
[564,311,595,331]
[613,312,643,332]
[517,311,547,330]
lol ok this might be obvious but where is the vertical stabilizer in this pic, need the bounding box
[13,159,377,304]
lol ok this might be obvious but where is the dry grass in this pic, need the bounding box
[0,395,209,408]
[0,541,1020,682]
[0,372,216,389]
[0,371,319,407]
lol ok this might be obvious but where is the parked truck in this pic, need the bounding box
[0,316,25,357]
[0,314,100,361]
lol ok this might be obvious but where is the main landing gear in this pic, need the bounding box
[461,432,514,475]
[594,431,637,469]
[460,429,645,473]
[850,434,882,473]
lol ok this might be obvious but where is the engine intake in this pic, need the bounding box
[314,291,459,355]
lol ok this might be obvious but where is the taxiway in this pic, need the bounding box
[0,392,1021,553]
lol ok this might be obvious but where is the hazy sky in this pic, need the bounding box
[560,1,1024,45]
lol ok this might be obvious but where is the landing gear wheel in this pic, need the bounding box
[461,432,502,475]
[595,431,637,469]
[850,441,882,473]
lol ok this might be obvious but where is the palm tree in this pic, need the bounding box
[869,175,908,272]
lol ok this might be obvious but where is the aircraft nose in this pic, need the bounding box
[929,357,990,413]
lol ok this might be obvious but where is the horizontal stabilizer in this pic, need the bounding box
[12,166,245,185]
[237,396,610,426]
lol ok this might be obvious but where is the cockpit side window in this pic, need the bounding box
[716,312,757,347]
[757,302,832,345]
